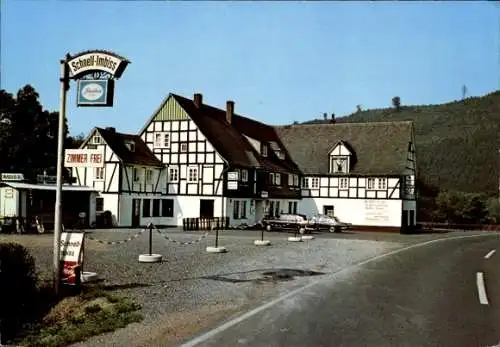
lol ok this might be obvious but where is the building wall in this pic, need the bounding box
[299,197,403,227]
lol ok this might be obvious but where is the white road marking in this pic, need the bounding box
[476,272,489,305]
[180,233,496,347]
[485,249,496,259]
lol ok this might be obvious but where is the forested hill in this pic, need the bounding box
[299,91,500,196]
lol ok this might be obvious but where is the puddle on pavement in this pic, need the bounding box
[202,268,325,284]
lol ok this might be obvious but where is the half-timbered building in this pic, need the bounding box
[72,127,166,227]
[275,121,417,231]
[138,93,301,227]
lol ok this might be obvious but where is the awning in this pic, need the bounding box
[0,182,98,192]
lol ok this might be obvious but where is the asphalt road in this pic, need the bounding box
[180,233,500,347]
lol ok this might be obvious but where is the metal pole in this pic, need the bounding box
[53,57,69,297]
[149,223,153,255]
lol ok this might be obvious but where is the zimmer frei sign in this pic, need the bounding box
[66,50,130,107]
[64,148,105,168]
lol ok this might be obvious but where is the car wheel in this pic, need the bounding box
[329,226,335,233]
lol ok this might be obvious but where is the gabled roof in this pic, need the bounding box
[171,94,300,173]
[94,127,164,167]
[274,121,413,175]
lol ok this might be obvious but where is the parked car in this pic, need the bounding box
[260,214,312,234]
[309,214,352,233]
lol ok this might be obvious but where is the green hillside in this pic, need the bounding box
[301,91,500,196]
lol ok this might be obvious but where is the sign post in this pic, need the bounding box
[53,50,129,296]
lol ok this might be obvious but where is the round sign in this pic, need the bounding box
[81,83,104,101]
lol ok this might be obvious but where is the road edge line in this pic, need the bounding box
[485,249,496,259]
[179,233,495,347]
[476,272,489,305]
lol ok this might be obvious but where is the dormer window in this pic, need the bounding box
[125,140,135,152]
[331,156,349,174]
[274,150,285,160]
[262,144,268,157]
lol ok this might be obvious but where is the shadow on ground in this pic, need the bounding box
[201,268,325,284]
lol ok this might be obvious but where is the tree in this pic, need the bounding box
[486,198,500,223]
[392,96,401,111]
[356,105,362,113]
[0,85,73,178]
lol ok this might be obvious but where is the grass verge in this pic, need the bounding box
[15,284,143,347]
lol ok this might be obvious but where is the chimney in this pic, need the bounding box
[194,93,203,108]
[226,100,234,124]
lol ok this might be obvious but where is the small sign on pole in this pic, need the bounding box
[1,173,25,181]
[59,232,85,286]
[77,79,115,107]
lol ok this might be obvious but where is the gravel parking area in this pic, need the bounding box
[0,228,456,347]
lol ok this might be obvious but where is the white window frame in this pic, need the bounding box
[92,135,101,145]
[241,169,248,182]
[311,177,319,189]
[367,178,376,190]
[262,145,268,157]
[94,167,104,181]
[187,166,198,183]
[269,172,275,185]
[180,142,188,152]
[378,178,387,190]
[340,177,348,189]
[294,175,299,186]
[133,168,140,182]
[275,173,281,186]
[288,174,293,186]
[145,169,153,183]
[169,167,179,182]
[154,133,162,147]
[302,177,309,188]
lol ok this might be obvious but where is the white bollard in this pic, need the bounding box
[254,240,271,246]
[206,246,227,253]
[287,236,303,242]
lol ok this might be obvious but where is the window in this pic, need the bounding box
[275,150,285,159]
[180,143,188,152]
[294,175,299,186]
[367,178,376,190]
[169,167,178,182]
[378,178,387,190]
[95,167,104,180]
[152,199,160,217]
[241,201,247,219]
[311,177,319,189]
[241,169,248,182]
[145,169,153,183]
[302,177,309,188]
[153,132,170,148]
[133,168,140,182]
[293,202,298,214]
[275,201,280,217]
[142,199,151,217]
[154,133,162,147]
[188,167,198,182]
[233,200,240,219]
[125,141,135,152]
[262,144,268,157]
[163,133,170,148]
[288,174,293,186]
[161,199,174,217]
[269,173,275,185]
[275,173,281,186]
[96,197,104,212]
[288,201,293,214]
[92,135,101,144]
[340,177,348,189]
[331,156,348,174]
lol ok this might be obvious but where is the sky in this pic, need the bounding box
[1,1,499,136]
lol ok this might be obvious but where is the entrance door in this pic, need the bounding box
[200,199,214,218]
[132,199,141,227]
[323,205,334,217]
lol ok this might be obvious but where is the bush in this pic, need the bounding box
[0,242,38,343]
[486,198,500,223]
[435,190,489,224]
